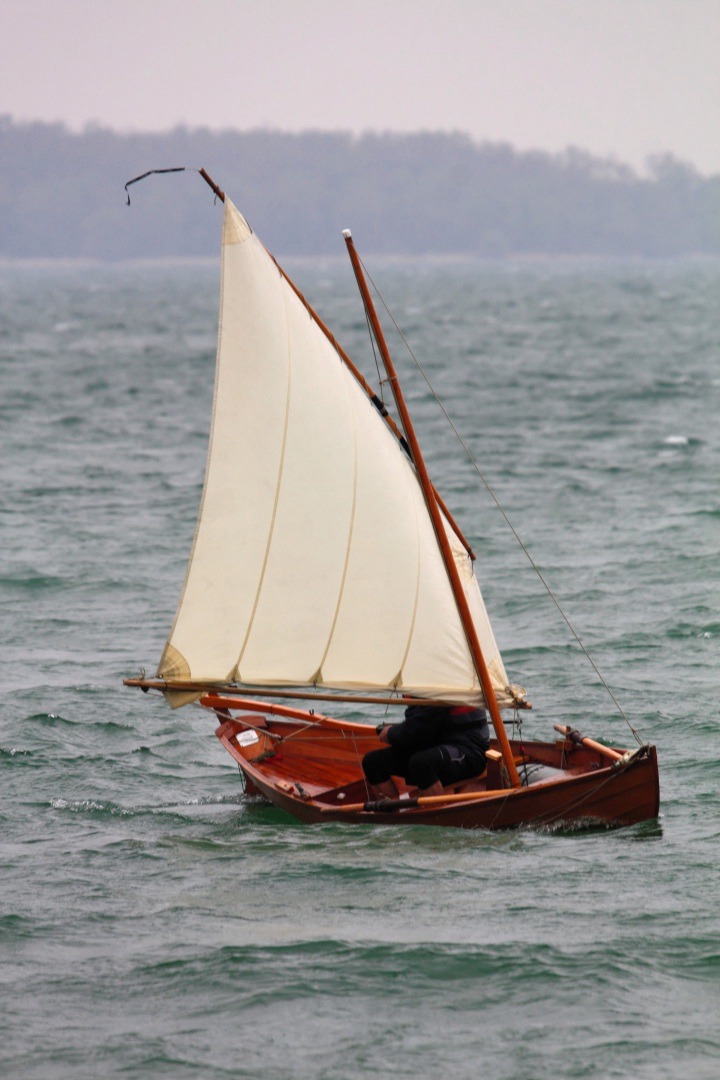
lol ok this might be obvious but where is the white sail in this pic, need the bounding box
[158,199,514,706]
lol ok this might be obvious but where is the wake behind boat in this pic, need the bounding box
[124,168,659,830]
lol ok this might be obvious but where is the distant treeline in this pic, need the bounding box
[1,116,719,259]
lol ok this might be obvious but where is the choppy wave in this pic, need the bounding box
[1,258,718,1080]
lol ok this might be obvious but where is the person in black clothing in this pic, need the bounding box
[362,703,490,799]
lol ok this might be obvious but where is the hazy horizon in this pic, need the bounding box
[3,0,719,176]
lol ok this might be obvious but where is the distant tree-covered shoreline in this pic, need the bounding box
[1,116,718,259]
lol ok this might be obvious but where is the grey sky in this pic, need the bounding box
[3,0,719,174]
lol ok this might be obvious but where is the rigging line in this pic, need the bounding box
[281,730,379,742]
[534,766,637,827]
[207,706,285,742]
[349,246,388,406]
[356,254,642,746]
[352,731,373,802]
[194,703,378,743]
[275,718,373,744]
[363,305,385,404]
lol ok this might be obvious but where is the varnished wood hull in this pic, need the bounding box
[208,695,660,831]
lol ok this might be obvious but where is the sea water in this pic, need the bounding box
[1,254,718,1080]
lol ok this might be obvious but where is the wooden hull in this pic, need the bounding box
[207,695,660,831]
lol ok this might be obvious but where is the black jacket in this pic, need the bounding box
[386,704,490,762]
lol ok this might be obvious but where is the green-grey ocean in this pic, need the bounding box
[1,252,718,1080]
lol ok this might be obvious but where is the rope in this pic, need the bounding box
[351,731,373,802]
[362,307,385,404]
[510,710,530,785]
[279,726,378,743]
[356,255,642,747]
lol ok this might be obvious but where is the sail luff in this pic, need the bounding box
[342,231,522,789]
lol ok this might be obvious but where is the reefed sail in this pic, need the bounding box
[158,199,513,706]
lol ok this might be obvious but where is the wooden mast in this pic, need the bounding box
[342,230,522,789]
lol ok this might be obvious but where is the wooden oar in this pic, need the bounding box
[554,724,624,762]
[320,787,517,814]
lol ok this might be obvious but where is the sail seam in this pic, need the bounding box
[233,263,293,678]
[395,474,423,690]
[314,359,360,681]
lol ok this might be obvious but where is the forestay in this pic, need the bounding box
[158,199,515,706]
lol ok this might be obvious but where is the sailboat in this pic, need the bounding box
[125,169,659,829]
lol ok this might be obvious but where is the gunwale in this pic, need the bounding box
[211,699,660,830]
